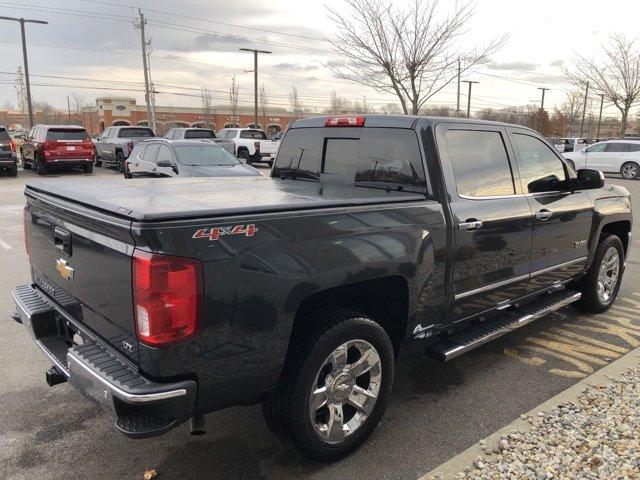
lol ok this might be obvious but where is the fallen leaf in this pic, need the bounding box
[143,469,157,480]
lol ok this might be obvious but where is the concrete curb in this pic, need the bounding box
[419,346,640,480]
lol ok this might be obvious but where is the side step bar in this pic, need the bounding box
[425,289,581,362]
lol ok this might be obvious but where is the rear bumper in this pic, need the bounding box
[0,155,17,167]
[43,158,93,167]
[11,284,197,438]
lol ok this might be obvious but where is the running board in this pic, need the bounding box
[425,290,582,362]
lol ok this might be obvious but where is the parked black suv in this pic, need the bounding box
[12,115,632,461]
[0,126,17,176]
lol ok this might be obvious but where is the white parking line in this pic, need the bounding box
[0,238,12,250]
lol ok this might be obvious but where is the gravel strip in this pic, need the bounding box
[427,366,640,479]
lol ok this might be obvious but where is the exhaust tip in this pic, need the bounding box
[45,366,67,387]
[189,415,206,436]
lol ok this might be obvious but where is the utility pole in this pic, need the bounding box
[579,81,589,138]
[239,48,272,129]
[456,59,461,116]
[596,93,604,139]
[0,16,48,128]
[66,96,71,124]
[537,87,550,132]
[136,9,154,132]
[462,80,479,119]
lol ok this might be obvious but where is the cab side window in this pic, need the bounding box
[513,133,567,193]
[445,129,515,197]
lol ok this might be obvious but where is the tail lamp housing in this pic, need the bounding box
[132,250,203,347]
[22,207,30,259]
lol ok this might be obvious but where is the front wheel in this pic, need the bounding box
[620,162,639,179]
[575,234,624,313]
[115,151,125,173]
[262,309,394,461]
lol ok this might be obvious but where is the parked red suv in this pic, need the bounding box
[21,125,94,175]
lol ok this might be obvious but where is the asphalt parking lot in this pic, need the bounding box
[1,166,639,480]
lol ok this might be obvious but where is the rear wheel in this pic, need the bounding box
[8,164,17,177]
[94,151,102,167]
[262,309,394,461]
[21,150,31,170]
[115,150,125,173]
[83,163,94,174]
[620,162,639,179]
[124,164,132,179]
[35,157,47,176]
[575,234,624,313]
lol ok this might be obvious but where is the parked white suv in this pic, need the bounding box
[563,140,640,179]
[216,128,279,166]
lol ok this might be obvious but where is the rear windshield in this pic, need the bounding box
[0,128,10,141]
[185,129,215,139]
[240,130,267,140]
[46,128,88,140]
[173,144,239,166]
[118,128,154,138]
[272,127,427,193]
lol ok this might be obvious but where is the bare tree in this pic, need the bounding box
[14,67,27,126]
[229,76,239,127]
[327,0,506,115]
[381,102,402,114]
[559,90,584,127]
[565,34,640,137]
[201,85,214,129]
[289,86,302,118]
[259,82,269,129]
[329,90,341,114]
[69,92,86,115]
[34,100,55,124]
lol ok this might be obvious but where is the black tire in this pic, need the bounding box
[94,152,102,167]
[21,151,31,170]
[35,158,47,176]
[620,162,639,180]
[83,163,94,174]
[8,164,17,177]
[262,309,395,461]
[575,234,624,313]
[115,150,125,173]
[124,164,132,179]
[237,148,250,162]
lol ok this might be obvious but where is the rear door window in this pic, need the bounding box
[626,143,640,152]
[118,128,154,138]
[604,143,626,153]
[46,128,88,140]
[445,130,515,197]
[142,144,160,162]
[185,129,215,139]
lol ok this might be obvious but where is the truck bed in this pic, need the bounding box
[25,176,425,222]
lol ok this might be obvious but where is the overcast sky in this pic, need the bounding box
[0,0,638,118]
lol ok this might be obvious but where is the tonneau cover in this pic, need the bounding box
[25,176,425,222]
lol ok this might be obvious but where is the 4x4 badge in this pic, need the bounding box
[193,224,258,241]
[56,258,74,280]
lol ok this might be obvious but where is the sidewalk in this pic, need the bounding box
[422,347,640,479]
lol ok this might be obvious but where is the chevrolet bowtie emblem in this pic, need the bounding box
[56,258,74,280]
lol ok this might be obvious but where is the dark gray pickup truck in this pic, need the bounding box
[11,115,632,461]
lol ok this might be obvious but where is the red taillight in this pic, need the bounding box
[325,116,365,127]
[22,207,30,259]
[132,250,203,347]
[10,140,15,153]
[254,141,260,153]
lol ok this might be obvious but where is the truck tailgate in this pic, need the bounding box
[25,188,139,362]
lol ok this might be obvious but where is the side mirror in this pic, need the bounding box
[157,159,173,168]
[577,169,605,189]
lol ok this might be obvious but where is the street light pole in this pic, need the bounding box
[579,81,589,138]
[66,96,71,124]
[596,94,604,139]
[0,16,48,128]
[537,87,550,132]
[462,80,479,119]
[239,48,271,128]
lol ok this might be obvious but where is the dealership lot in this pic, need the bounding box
[1,169,639,480]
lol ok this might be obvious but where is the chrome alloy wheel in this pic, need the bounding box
[309,339,382,443]
[597,246,620,304]
[622,163,638,179]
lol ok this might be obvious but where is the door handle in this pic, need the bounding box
[152,167,157,172]
[458,219,483,231]
[536,209,553,221]
[134,163,139,166]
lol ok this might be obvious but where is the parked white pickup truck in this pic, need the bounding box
[216,128,279,165]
